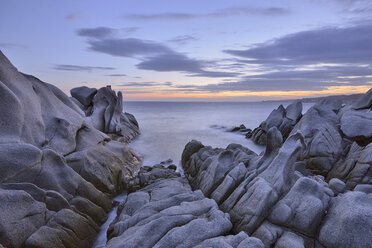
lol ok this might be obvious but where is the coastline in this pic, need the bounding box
[1,50,371,248]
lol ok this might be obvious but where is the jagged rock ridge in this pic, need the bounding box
[182,91,372,248]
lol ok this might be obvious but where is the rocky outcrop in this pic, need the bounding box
[182,89,372,248]
[105,165,264,248]
[0,50,140,247]
[251,101,302,145]
[70,85,140,143]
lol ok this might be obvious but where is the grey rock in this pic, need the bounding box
[329,178,346,195]
[85,87,140,142]
[354,184,372,194]
[251,102,303,145]
[0,51,141,247]
[290,101,343,176]
[275,232,304,248]
[105,168,260,248]
[285,100,303,122]
[25,209,99,248]
[351,88,372,110]
[268,177,329,236]
[252,221,284,247]
[194,232,263,248]
[318,191,372,248]
[340,109,372,145]
[0,188,50,248]
[70,86,97,107]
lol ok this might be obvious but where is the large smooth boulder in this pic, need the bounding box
[70,86,97,107]
[319,191,372,248]
[340,109,372,145]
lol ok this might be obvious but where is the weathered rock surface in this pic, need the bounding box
[251,101,302,145]
[289,99,343,176]
[70,85,140,143]
[319,191,372,248]
[182,90,372,247]
[104,165,264,248]
[0,50,140,247]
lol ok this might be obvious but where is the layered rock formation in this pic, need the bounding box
[251,101,302,145]
[182,91,372,248]
[0,51,140,247]
[105,165,264,248]
[70,85,140,143]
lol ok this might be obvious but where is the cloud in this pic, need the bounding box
[121,27,140,34]
[181,65,372,92]
[76,27,117,39]
[124,6,289,21]
[87,38,172,57]
[125,13,196,21]
[137,53,239,77]
[136,53,201,72]
[80,31,238,78]
[224,24,372,65]
[65,12,83,21]
[53,64,115,71]
[106,73,127,77]
[168,35,199,44]
[118,82,173,87]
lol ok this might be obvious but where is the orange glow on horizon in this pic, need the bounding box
[119,84,372,100]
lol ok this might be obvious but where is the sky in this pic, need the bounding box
[0,0,372,101]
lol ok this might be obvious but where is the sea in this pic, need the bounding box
[124,101,313,168]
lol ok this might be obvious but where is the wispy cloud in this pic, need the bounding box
[118,82,173,87]
[87,38,172,57]
[124,6,290,21]
[65,12,83,21]
[76,27,117,39]
[106,73,127,77]
[121,27,140,34]
[168,35,199,44]
[79,29,239,78]
[53,64,115,71]
[224,24,372,65]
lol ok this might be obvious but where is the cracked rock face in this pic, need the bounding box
[182,89,372,248]
[105,165,264,248]
[251,101,303,145]
[0,51,140,247]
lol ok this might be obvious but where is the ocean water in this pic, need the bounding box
[125,101,313,168]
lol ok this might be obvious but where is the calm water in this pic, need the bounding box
[125,101,313,168]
